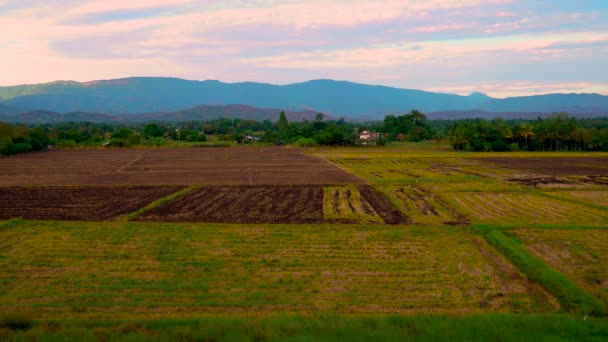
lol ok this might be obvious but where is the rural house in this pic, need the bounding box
[359,130,380,144]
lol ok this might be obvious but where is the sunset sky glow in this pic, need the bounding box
[1,0,607,97]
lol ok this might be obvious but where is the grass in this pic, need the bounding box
[483,229,606,316]
[0,220,550,319]
[1,313,607,341]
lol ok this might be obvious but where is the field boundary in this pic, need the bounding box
[2,313,608,341]
[483,229,606,316]
[120,186,196,221]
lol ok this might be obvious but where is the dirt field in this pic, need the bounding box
[136,185,406,224]
[0,147,363,186]
[137,185,325,224]
[0,186,183,221]
[480,156,608,176]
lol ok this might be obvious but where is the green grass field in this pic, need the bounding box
[2,142,608,340]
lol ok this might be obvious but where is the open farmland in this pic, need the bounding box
[313,144,608,226]
[0,147,363,186]
[1,143,608,339]
[0,186,183,221]
[509,228,608,304]
[0,220,555,319]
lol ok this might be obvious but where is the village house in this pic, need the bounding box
[359,130,380,144]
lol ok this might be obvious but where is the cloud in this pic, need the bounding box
[1,0,607,97]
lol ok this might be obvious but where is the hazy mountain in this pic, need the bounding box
[1,77,607,119]
[424,110,603,120]
[16,110,62,123]
[8,104,327,123]
[123,104,326,122]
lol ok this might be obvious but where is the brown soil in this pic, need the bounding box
[0,147,364,186]
[506,176,575,187]
[136,185,325,224]
[586,176,608,185]
[332,189,342,215]
[357,185,411,224]
[480,156,608,176]
[0,186,183,221]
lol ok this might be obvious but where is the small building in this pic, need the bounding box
[359,130,380,144]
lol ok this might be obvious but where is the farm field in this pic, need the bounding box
[508,228,608,304]
[0,147,363,186]
[312,144,608,226]
[0,220,555,319]
[0,186,183,221]
[1,143,608,339]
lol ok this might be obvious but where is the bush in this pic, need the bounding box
[1,315,33,331]
[294,138,317,147]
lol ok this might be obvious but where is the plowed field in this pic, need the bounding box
[0,186,183,221]
[481,156,608,176]
[136,185,406,224]
[137,185,325,224]
[0,147,363,186]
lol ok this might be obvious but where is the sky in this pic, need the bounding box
[1,0,607,97]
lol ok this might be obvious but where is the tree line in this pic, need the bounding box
[2,111,608,155]
[449,113,608,151]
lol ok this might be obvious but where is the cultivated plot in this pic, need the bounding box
[548,190,608,208]
[136,185,325,224]
[509,228,608,303]
[322,185,383,223]
[135,185,407,225]
[382,185,469,225]
[0,147,364,186]
[0,186,183,221]
[478,156,608,188]
[449,192,608,225]
[0,221,555,319]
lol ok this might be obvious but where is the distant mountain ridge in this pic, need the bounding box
[1,77,607,119]
[9,105,327,123]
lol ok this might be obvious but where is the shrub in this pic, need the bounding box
[1,315,33,331]
[294,138,317,147]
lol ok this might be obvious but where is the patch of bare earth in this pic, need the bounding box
[0,186,183,221]
[0,147,364,186]
[136,185,325,224]
[357,185,411,224]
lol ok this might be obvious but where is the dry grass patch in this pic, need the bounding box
[450,192,608,225]
[322,186,383,223]
[548,190,608,208]
[0,220,551,319]
[383,185,469,225]
[509,228,608,304]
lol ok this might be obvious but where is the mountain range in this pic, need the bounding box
[1,77,607,122]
